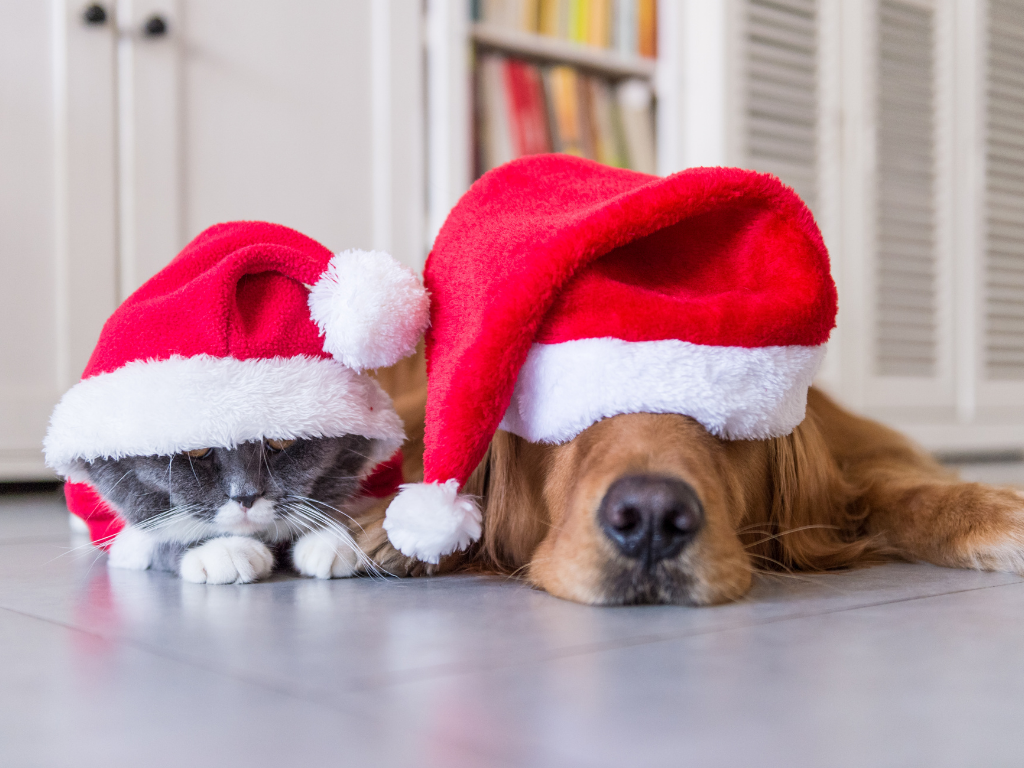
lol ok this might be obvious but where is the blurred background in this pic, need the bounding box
[2,0,1022,481]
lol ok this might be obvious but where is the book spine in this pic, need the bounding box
[615,78,656,174]
[638,0,656,58]
[524,63,553,154]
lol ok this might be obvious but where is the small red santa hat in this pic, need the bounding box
[45,221,428,543]
[383,155,837,564]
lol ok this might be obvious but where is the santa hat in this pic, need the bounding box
[383,155,837,564]
[45,221,429,545]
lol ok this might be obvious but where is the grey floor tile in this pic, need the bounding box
[349,582,1024,768]
[0,607,497,768]
[0,491,72,543]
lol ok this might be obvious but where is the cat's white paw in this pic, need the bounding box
[292,529,361,579]
[179,536,274,584]
[107,526,156,571]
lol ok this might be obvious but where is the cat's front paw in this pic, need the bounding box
[292,529,360,579]
[108,526,156,571]
[179,536,274,584]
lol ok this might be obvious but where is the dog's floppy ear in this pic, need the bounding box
[761,412,875,570]
[463,430,550,572]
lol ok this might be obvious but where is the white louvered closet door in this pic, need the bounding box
[863,0,955,411]
[740,0,820,215]
[980,0,1024,411]
[737,0,844,391]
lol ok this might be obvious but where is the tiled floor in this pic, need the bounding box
[4,467,1024,767]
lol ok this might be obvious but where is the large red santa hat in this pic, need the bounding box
[45,221,429,546]
[383,155,837,564]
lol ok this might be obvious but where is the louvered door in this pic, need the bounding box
[741,0,820,214]
[861,0,955,412]
[980,0,1024,412]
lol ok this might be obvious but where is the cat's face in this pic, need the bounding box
[85,435,373,543]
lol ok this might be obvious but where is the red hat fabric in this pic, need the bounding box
[45,221,429,543]
[383,155,836,564]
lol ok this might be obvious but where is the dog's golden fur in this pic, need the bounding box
[362,349,1024,604]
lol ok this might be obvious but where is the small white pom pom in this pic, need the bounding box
[383,479,482,565]
[307,249,429,371]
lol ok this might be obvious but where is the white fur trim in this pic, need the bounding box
[44,354,404,478]
[498,339,827,443]
[383,479,482,565]
[307,249,430,371]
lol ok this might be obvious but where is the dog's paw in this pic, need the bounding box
[292,529,361,579]
[954,487,1024,575]
[179,537,274,584]
[107,526,156,571]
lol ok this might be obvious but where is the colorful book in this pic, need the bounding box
[505,60,552,156]
[638,0,656,58]
[548,65,584,157]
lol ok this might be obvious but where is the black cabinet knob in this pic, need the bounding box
[143,15,168,37]
[83,4,107,24]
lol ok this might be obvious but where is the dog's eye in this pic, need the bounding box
[266,439,295,452]
[186,448,212,459]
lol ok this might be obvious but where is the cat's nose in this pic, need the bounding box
[231,494,259,510]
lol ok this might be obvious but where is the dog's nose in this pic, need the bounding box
[231,494,259,510]
[598,475,704,565]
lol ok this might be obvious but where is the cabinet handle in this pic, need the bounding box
[82,4,107,24]
[143,15,168,37]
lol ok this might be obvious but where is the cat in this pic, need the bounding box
[86,435,383,584]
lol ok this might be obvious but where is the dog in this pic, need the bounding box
[362,350,1024,606]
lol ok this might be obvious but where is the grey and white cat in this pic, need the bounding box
[87,435,381,584]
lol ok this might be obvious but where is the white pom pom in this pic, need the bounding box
[383,479,482,565]
[307,249,429,371]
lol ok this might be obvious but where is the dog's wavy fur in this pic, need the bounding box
[362,349,1024,604]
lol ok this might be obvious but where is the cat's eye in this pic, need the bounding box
[186,447,212,459]
[266,438,295,452]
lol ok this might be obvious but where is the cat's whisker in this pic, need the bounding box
[286,500,363,537]
[283,494,367,533]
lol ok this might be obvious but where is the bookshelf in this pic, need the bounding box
[470,23,656,79]
[425,1,728,242]
[468,3,658,180]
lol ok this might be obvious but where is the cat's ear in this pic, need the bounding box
[307,250,429,372]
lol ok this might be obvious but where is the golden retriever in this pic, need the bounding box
[362,350,1024,606]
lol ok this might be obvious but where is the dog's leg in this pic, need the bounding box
[810,388,1024,574]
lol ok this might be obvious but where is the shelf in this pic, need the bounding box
[470,23,656,80]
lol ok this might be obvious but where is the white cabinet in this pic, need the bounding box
[0,0,424,480]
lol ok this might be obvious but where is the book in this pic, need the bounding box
[548,65,585,157]
[616,78,656,174]
[638,0,656,58]
[588,76,625,167]
[478,53,516,173]
[505,59,552,156]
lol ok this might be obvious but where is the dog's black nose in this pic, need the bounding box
[231,494,259,509]
[598,475,704,566]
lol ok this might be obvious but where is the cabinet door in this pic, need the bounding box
[0,0,424,480]
[116,0,424,295]
[0,1,118,480]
